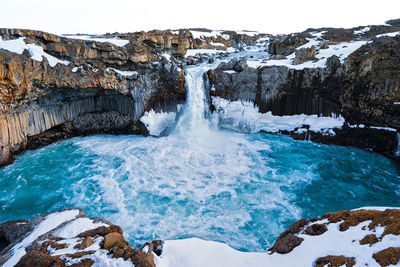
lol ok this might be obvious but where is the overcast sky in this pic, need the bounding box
[1,0,399,35]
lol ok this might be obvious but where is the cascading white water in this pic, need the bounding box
[173,65,213,135]
[396,132,400,156]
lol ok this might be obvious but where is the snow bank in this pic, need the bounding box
[185,49,226,57]
[248,38,368,70]
[140,109,176,136]
[63,34,130,47]
[212,97,344,134]
[156,207,400,267]
[53,217,108,239]
[190,30,230,40]
[376,31,400,38]
[3,209,80,267]
[0,36,70,67]
[106,67,138,76]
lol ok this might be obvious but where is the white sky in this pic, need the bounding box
[1,0,399,35]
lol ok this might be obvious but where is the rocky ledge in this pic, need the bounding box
[1,207,399,266]
[207,20,400,159]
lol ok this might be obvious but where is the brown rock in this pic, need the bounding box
[304,223,328,236]
[293,46,316,65]
[78,225,122,238]
[66,251,96,259]
[269,218,308,254]
[315,255,356,267]
[74,237,94,250]
[359,234,379,246]
[15,250,65,267]
[70,258,94,267]
[103,232,125,250]
[373,247,400,266]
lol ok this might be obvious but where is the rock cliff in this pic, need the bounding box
[207,22,400,159]
[0,28,264,166]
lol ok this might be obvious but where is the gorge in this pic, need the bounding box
[1,19,400,266]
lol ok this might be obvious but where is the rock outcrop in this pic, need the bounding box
[207,21,400,159]
[0,208,160,267]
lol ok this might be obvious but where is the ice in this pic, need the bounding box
[0,36,70,67]
[212,97,344,134]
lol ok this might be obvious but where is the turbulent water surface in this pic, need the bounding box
[1,62,400,252]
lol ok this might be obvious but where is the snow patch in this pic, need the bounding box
[369,126,397,132]
[140,109,176,136]
[212,97,344,134]
[3,209,80,267]
[185,49,225,57]
[53,217,109,239]
[63,34,130,47]
[190,30,229,41]
[106,67,138,77]
[376,31,400,38]
[223,70,236,74]
[0,36,70,67]
[354,27,371,35]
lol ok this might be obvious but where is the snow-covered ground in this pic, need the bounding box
[155,207,400,267]
[246,31,369,70]
[63,34,130,47]
[212,97,344,135]
[3,209,80,267]
[0,36,70,67]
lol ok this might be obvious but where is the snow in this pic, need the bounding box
[354,27,371,35]
[156,208,400,267]
[185,49,226,57]
[190,30,230,41]
[352,206,400,211]
[140,109,176,136]
[53,217,109,239]
[370,126,397,132]
[72,66,83,72]
[63,34,130,47]
[223,70,236,74]
[376,31,400,38]
[210,42,226,47]
[212,97,344,134]
[106,67,138,77]
[394,102,400,105]
[235,30,259,37]
[162,53,171,61]
[246,35,368,70]
[3,209,80,267]
[0,36,70,67]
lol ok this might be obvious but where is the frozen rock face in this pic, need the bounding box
[0,208,158,267]
[208,21,400,159]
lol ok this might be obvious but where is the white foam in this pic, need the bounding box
[0,36,70,67]
[140,109,176,136]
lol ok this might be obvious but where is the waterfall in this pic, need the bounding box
[396,133,400,157]
[173,64,213,135]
